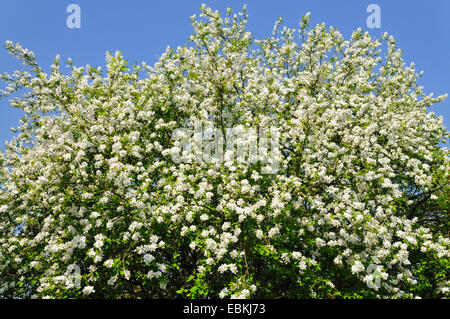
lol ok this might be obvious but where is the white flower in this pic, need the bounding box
[82,286,95,295]
[229,264,238,274]
[198,265,205,273]
[218,264,228,273]
[143,254,155,264]
[268,226,279,238]
[351,261,365,274]
[292,251,302,260]
[219,288,228,299]
[107,275,118,286]
[93,240,103,249]
[255,229,263,239]
[87,249,96,259]
[298,261,307,270]
[333,255,343,265]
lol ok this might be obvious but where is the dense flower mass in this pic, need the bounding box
[0,5,449,298]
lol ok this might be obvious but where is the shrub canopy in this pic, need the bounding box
[0,5,449,298]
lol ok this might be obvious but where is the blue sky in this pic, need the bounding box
[0,0,449,146]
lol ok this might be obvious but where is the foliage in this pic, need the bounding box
[0,5,449,298]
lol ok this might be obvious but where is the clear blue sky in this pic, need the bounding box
[0,0,449,146]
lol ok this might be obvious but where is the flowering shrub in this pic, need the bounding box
[0,5,449,299]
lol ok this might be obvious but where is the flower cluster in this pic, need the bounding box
[0,5,448,298]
